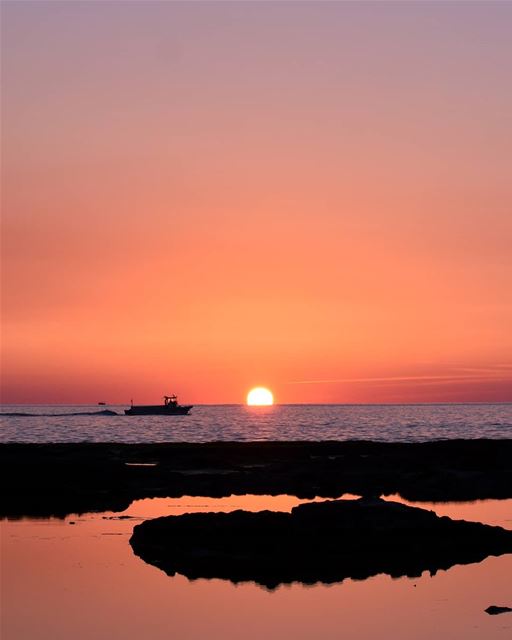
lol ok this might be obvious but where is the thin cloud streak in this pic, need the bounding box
[288,372,512,386]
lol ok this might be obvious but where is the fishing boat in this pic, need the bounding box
[125,395,192,416]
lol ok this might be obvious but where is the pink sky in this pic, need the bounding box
[1,1,511,403]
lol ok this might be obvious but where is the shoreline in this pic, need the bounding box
[3,439,511,518]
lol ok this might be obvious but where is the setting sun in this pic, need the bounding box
[246,387,274,406]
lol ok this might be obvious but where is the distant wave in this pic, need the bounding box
[0,409,119,417]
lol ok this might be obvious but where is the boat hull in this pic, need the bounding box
[125,405,192,416]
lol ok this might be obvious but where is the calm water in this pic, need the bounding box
[2,495,511,640]
[3,404,511,638]
[1,403,511,443]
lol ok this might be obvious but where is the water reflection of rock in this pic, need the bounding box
[129,498,512,590]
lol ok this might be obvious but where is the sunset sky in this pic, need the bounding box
[2,1,511,404]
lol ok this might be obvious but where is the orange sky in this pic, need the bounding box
[1,1,511,403]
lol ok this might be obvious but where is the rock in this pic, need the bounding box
[485,605,512,615]
[1,440,511,518]
[129,497,512,589]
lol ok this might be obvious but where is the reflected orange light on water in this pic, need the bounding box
[2,497,511,640]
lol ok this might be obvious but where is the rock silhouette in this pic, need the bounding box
[2,440,511,518]
[485,605,512,615]
[129,497,512,589]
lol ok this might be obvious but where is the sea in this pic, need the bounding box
[1,402,511,443]
[3,403,512,640]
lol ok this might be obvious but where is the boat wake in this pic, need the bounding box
[0,409,120,417]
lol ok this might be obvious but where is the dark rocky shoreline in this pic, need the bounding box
[2,439,511,518]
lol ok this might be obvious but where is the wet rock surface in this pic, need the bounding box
[485,605,512,615]
[1,439,511,517]
[129,497,512,589]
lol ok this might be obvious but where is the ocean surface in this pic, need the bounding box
[1,403,511,443]
[3,406,512,640]
[3,495,512,640]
